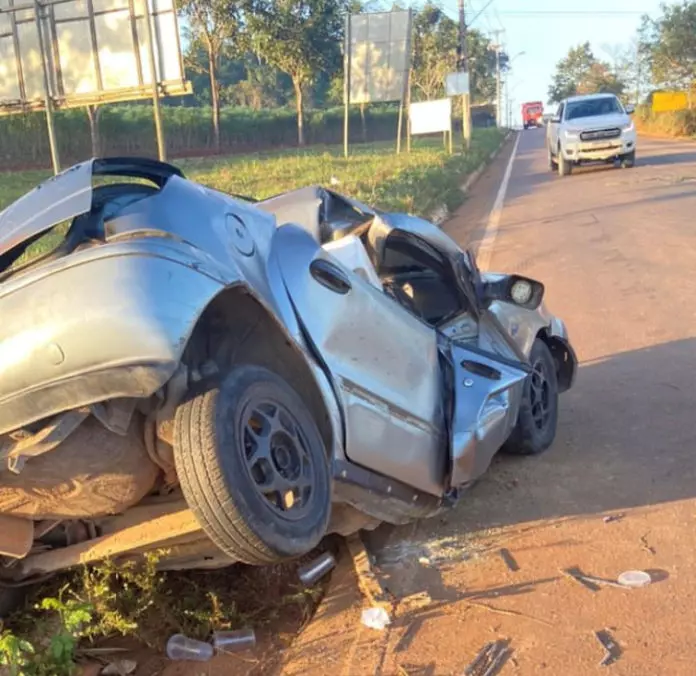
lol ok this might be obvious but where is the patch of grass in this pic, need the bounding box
[0,130,504,220]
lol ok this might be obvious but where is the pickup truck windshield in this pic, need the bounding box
[566,97,622,121]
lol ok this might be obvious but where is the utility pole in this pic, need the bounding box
[491,30,503,128]
[457,0,471,147]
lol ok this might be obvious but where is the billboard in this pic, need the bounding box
[409,98,452,135]
[0,0,189,114]
[651,91,688,113]
[347,10,412,104]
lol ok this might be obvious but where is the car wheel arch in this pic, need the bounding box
[536,328,575,393]
[180,284,334,457]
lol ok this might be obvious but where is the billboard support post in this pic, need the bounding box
[34,0,60,174]
[141,0,166,161]
[343,14,350,158]
[396,8,412,155]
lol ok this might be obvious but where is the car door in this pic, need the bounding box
[273,223,446,497]
[365,221,531,491]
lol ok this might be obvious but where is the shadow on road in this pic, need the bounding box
[364,337,696,591]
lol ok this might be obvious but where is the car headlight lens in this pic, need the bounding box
[510,279,533,305]
[563,129,579,140]
[622,121,634,132]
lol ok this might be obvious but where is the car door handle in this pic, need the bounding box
[310,259,352,294]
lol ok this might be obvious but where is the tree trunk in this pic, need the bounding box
[208,48,221,153]
[293,78,305,146]
[86,105,101,157]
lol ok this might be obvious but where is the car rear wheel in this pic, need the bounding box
[503,339,559,456]
[174,364,331,565]
[621,150,636,168]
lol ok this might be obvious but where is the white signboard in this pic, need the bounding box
[446,72,470,96]
[409,98,452,135]
[347,10,412,104]
[0,0,189,114]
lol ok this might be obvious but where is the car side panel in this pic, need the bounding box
[0,239,235,435]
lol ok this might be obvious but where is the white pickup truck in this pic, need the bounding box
[546,93,636,176]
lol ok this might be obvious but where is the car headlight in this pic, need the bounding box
[622,121,635,133]
[510,279,533,305]
[563,129,579,140]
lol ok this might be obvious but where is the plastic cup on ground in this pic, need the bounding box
[212,628,256,653]
[166,634,214,662]
[617,570,652,588]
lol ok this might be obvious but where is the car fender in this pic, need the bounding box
[0,236,271,435]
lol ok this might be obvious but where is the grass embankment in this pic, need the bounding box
[635,107,696,138]
[0,128,504,218]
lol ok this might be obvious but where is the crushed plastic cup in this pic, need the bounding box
[212,628,257,653]
[298,552,336,586]
[361,606,391,630]
[617,570,652,588]
[166,634,214,662]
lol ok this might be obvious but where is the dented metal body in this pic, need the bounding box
[0,158,576,579]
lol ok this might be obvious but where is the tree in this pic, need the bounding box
[548,42,625,103]
[410,2,506,103]
[247,0,346,145]
[177,0,245,150]
[639,1,696,101]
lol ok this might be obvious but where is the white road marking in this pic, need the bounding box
[476,132,521,271]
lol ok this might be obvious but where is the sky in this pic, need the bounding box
[441,0,665,124]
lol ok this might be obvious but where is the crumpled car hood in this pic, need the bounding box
[0,160,93,257]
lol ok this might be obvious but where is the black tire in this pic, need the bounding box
[174,364,331,565]
[503,339,559,456]
[548,146,558,171]
[621,150,636,168]
[558,147,572,176]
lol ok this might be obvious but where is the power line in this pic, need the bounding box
[497,10,648,16]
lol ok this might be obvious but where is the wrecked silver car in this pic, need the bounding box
[0,158,576,600]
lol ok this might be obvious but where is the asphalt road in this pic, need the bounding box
[359,130,696,676]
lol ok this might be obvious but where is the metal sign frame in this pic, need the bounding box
[343,9,413,157]
[0,0,191,171]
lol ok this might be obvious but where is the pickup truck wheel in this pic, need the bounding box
[557,149,572,176]
[503,339,559,456]
[174,364,331,565]
[621,150,636,168]
[548,147,558,171]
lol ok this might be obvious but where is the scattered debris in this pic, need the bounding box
[418,556,431,565]
[101,660,137,675]
[165,634,214,662]
[463,639,511,676]
[499,548,519,572]
[603,514,624,524]
[617,570,652,588]
[361,606,392,630]
[640,533,657,555]
[594,629,622,667]
[298,552,336,586]
[330,176,341,186]
[212,628,257,653]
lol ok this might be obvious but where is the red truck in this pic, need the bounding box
[522,101,544,129]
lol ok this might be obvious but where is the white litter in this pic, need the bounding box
[617,570,652,588]
[361,606,391,630]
